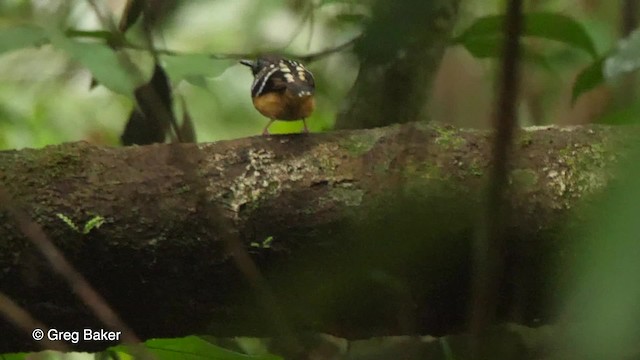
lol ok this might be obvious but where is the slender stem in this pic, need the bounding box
[64,27,360,62]
[471,0,523,356]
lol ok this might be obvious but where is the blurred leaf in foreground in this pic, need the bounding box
[50,33,140,98]
[112,336,282,360]
[454,12,598,59]
[121,64,174,145]
[162,54,235,85]
[573,28,640,104]
[571,58,604,103]
[0,25,48,55]
[563,143,640,359]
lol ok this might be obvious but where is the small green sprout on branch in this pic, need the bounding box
[56,213,105,235]
[250,236,274,249]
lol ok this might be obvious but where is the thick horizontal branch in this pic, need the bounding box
[0,123,633,352]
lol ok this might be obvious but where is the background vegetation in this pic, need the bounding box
[2,0,640,359]
[1,0,636,150]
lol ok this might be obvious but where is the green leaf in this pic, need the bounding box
[460,35,509,59]
[463,36,553,71]
[56,213,80,233]
[83,215,105,234]
[250,236,274,249]
[571,58,604,103]
[184,75,210,89]
[0,25,47,55]
[455,12,597,58]
[574,29,640,104]
[0,352,27,360]
[51,34,138,97]
[119,0,145,33]
[262,236,273,248]
[162,54,234,83]
[112,336,282,360]
[524,13,597,57]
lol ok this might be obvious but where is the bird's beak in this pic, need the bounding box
[239,59,254,68]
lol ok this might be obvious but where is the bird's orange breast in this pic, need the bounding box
[252,90,315,121]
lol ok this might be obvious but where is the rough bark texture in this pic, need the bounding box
[0,123,633,352]
[335,0,460,129]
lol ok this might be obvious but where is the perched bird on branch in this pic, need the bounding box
[240,55,316,135]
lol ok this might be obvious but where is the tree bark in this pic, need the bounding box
[0,123,633,352]
[335,0,460,129]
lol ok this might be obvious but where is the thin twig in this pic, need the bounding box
[0,188,150,358]
[470,0,523,356]
[0,291,69,352]
[277,1,315,51]
[306,4,316,51]
[297,35,360,63]
[138,2,183,143]
[224,235,303,355]
[64,28,360,62]
[83,2,301,355]
[81,1,145,85]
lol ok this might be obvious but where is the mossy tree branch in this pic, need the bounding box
[0,123,633,352]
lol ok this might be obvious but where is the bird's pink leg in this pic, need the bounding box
[262,119,275,136]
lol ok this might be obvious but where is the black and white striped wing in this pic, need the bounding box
[250,59,315,97]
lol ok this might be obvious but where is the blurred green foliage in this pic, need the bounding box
[2,1,640,358]
[3,0,638,150]
[0,0,362,148]
[2,336,284,359]
[1,0,639,149]
[113,336,283,360]
[558,141,640,359]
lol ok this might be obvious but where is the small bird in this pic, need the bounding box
[240,55,316,135]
